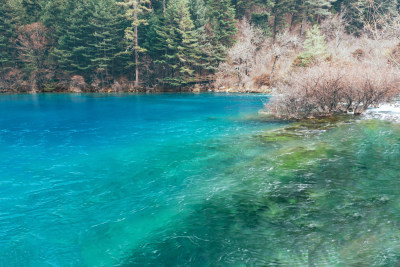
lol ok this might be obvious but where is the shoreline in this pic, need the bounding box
[0,87,271,95]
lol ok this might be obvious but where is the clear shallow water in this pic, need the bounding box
[1,94,400,266]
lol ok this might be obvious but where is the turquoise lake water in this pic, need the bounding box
[1,93,400,266]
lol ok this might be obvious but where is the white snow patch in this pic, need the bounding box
[363,101,400,122]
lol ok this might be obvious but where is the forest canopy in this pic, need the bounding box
[1,0,400,92]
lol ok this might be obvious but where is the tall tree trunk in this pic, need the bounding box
[289,13,294,32]
[270,55,279,83]
[163,0,166,14]
[30,73,37,93]
[134,1,139,88]
[300,16,306,36]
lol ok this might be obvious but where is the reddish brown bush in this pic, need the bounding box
[15,22,51,92]
[0,69,24,92]
[388,43,400,67]
[267,63,400,119]
[253,73,271,88]
[70,75,87,92]
[352,49,365,60]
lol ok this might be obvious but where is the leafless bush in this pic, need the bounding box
[351,48,365,60]
[15,22,51,92]
[70,75,87,93]
[215,18,264,89]
[387,43,400,67]
[267,63,399,119]
[253,73,271,88]
[0,69,25,92]
[361,0,400,41]
[215,22,300,90]
[320,13,348,48]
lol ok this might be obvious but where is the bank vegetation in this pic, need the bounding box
[1,0,400,115]
[213,2,400,118]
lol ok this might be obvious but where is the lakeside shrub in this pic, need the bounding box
[253,73,271,88]
[267,63,400,120]
[352,48,365,60]
[70,75,87,93]
[388,43,400,67]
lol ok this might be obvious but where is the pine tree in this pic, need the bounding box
[22,0,42,23]
[0,1,18,72]
[271,0,295,36]
[154,0,201,86]
[90,0,124,87]
[332,0,365,35]
[119,0,151,88]
[291,0,334,35]
[143,13,165,59]
[334,0,399,36]
[295,24,328,66]
[41,0,71,76]
[41,0,69,32]
[206,0,237,66]
[189,0,214,74]
[306,0,335,20]
[52,0,96,79]
[233,0,255,18]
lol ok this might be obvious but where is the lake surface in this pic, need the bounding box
[1,93,400,266]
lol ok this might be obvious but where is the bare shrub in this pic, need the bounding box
[362,0,400,41]
[215,23,300,90]
[214,62,238,89]
[90,77,102,91]
[15,22,51,92]
[111,81,122,92]
[253,73,271,88]
[267,63,399,119]
[267,30,300,84]
[352,48,365,60]
[0,69,25,92]
[342,64,399,112]
[70,75,87,93]
[215,18,264,89]
[320,13,347,48]
[388,43,400,67]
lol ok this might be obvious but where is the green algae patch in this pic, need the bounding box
[258,115,355,144]
[275,144,332,171]
[259,130,303,142]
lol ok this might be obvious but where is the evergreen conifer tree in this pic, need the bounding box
[155,0,201,86]
[52,0,96,79]
[0,1,18,72]
[295,24,328,66]
[119,0,151,88]
[90,0,124,87]
[22,0,42,23]
[189,0,214,73]
[206,0,237,66]
[291,0,334,35]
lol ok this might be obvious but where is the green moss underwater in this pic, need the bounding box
[123,118,400,266]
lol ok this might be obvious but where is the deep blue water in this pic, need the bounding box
[2,93,400,266]
[0,93,272,266]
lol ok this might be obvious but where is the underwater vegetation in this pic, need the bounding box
[123,118,400,266]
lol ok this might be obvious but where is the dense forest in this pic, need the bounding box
[1,0,400,93]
